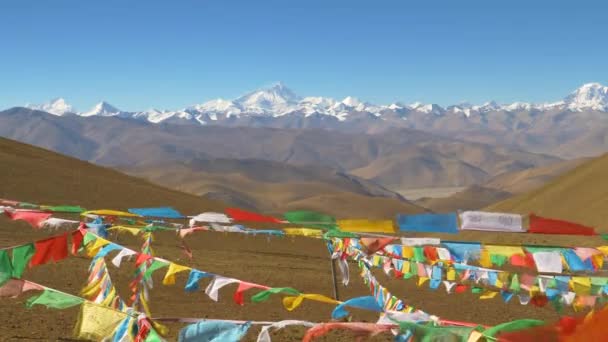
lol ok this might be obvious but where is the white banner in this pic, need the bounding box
[459,211,524,232]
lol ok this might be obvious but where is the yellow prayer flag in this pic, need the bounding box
[485,245,524,257]
[283,228,323,238]
[479,291,498,299]
[82,209,141,217]
[162,263,191,286]
[417,277,429,287]
[282,294,339,311]
[446,268,456,281]
[597,246,608,256]
[402,261,411,274]
[592,253,604,269]
[479,249,492,268]
[571,277,591,295]
[86,238,111,258]
[337,219,395,233]
[467,330,484,342]
[107,226,142,236]
[402,247,414,259]
[74,302,128,341]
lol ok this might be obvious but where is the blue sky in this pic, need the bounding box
[1,0,606,111]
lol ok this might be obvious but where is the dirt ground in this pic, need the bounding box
[1,216,603,341]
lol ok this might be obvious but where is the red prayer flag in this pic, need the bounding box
[360,237,397,255]
[71,229,85,255]
[423,246,439,262]
[455,284,468,293]
[4,210,52,228]
[528,214,596,236]
[30,233,69,266]
[225,208,283,223]
[233,282,268,305]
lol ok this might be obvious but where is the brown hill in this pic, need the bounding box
[350,141,556,190]
[483,157,589,194]
[416,185,512,212]
[486,153,608,231]
[125,158,427,218]
[0,136,225,213]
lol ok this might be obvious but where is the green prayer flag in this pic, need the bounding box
[283,211,337,230]
[18,202,39,209]
[524,246,565,253]
[397,321,478,342]
[510,274,520,292]
[250,287,301,303]
[83,233,97,246]
[482,319,545,338]
[601,234,608,241]
[471,287,483,294]
[323,230,358,239]
[143,260,169,280]
[490,254,508,267]
[11,244,35,278]
[142,225,174,232]
[26,288,84,309]
[145,327,164,342]
[413,247,426,263]
[43,205,86,213]
[0,250,13,287]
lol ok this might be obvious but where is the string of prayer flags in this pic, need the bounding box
[337,219,395,233]
[178,320,252,342]
[528,214,597,236]
[225,207,283,223]
[459,211,524,232]
[397,213,459,234]
[128,207,184,219]
[283,210,338,230]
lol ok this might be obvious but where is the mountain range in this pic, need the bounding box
[0,107,560,191]
[21,82,608,158]
[25,82,608,119]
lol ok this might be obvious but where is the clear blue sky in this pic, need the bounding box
[1,0,606,111]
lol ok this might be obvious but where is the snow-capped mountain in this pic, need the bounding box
[81,101,123,117]
[19,82,608,127]
[26,98,75,116]
[564,82,608,111]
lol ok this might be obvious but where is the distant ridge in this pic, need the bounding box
[486,153,608,232]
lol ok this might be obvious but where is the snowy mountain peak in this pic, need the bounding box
[341,96,362,107]
[26,98,75,116]
[81,101,122,117]
[234,83,301,115]
[564,82,608,111]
